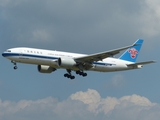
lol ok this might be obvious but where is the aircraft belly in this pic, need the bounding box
[6,56,19,61]
[17,57,41,64]
[90,65,111,72]
[7,54,59,68]
[91,64,128,72]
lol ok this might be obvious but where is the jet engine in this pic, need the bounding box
[58,57,77,68]
[37,65,56,73]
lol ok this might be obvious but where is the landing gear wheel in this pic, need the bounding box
[70,76,75,80]
[64,73,68,77]
[82,73,87,77]
[14,66,17,70]
[76,71,80,74]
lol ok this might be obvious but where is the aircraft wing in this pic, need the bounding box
[127,61,156,67]
[74,44,136,63]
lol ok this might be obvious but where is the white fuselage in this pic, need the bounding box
[2,47,136,72]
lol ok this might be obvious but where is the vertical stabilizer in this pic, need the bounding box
[119,39,144,62]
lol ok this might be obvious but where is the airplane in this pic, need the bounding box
[2,39,155,79]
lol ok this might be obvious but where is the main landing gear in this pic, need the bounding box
[64,69,75,79]
[64,70,87,79]
[76,70,87,77]
[11,61,18,70]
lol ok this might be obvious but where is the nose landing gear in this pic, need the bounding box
[11,61,18,70]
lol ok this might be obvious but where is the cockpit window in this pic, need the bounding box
[6,50,11,52]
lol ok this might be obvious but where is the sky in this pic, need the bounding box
[0,0,160,120]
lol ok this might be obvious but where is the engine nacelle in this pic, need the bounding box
[37,65,56,73]
[58,57,77,68]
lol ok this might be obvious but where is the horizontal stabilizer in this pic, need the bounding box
[127,61,156,67]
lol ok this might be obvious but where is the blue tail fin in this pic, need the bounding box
[119,39,144,62]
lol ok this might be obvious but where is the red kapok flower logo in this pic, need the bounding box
[128,48,138,59]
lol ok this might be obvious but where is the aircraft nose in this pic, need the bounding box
[2,52,6,57]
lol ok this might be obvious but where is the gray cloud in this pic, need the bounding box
[0,89,159,120]
[1,0,160,53]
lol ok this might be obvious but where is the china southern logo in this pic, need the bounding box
[128,48,138,59]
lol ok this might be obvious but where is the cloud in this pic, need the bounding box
[140,0,160,37]
[1,0,160,52]
[0,89,159,120]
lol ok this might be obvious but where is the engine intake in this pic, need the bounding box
[38,65,56,73]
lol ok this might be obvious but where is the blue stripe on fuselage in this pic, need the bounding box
[93,62,115,66]
[2,52,58,60]
[2,52,115,66]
